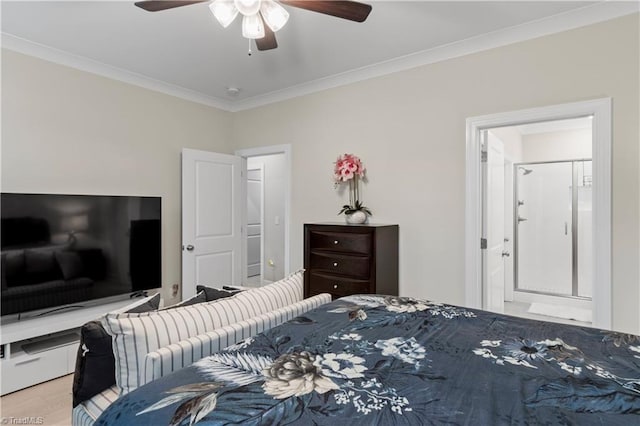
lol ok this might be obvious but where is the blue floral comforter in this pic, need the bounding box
[96,295,640,425]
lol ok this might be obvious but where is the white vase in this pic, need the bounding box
[345,210,367,224]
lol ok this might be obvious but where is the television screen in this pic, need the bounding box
[1,193,161,316]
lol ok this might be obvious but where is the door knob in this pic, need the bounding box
[502,251,510,257]
[185,245,194,251]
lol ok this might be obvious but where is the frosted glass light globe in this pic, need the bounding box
[209,0,239,28]
[234,0,261,16]
[260,0,289,32]
[242,13,265,39]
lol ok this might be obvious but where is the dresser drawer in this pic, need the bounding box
[309,231,371,254]
[308,272,370,298]
[309,252,370,278]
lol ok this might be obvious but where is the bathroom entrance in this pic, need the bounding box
[465,98,612,330]
[486,118,593,324]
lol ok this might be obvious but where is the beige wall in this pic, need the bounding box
[2,15,638,332]
[1,50,234,305]
[232,14,640,333]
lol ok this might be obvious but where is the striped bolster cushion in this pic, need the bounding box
[71,405,95,426]
[143,293,332,385]
[102,270,304,395]
[72,385,119,425]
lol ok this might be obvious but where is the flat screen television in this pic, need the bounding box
[1,193,161,317]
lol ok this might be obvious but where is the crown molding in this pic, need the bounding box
[2,2,638,113]
[1,33,234,112]
[230,1,639,111]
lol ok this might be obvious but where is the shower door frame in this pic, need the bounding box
[513,159,592,300]
[464,97,612,330]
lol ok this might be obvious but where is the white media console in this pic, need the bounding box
[0,298,133,395]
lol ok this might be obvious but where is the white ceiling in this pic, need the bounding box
[1,1,635,110]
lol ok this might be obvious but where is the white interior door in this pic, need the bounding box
[483,131,506,313]
[182,148,245,298]
[503,158,515,302]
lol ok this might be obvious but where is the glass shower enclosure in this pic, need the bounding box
[514,160,592,299]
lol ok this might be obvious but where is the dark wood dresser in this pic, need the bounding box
[304,223,399,299]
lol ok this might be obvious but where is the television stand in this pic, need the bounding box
[0,298,134,395]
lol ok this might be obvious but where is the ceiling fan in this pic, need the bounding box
[134,0,372,51]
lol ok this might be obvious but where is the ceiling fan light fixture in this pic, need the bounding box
[242,13,265,39]
[234,0,261,16]
[260,0,289,32]
[209,0,239,28]
[137,0,373,51]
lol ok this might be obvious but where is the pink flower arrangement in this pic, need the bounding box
[333,153,371,217]
[334,153,365,183]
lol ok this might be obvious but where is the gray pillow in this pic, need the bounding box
[196,285,242,302]
[124,293,162,313]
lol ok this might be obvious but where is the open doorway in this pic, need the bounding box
[487,119,593,325]
[236,145,291,287]
[465,98,612,330]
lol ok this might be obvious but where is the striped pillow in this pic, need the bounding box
[142,293,331,385]
[102,270,303,394]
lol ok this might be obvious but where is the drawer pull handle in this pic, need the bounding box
[334,240,339,245]
[15,357,41,366]
[333,262,338,267]
[333,284,338,289]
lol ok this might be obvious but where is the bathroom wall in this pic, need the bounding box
[522,128,592,162]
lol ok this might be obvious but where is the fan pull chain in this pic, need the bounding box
[248,39,252,56]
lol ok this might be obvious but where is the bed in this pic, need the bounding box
[95,295,640,425]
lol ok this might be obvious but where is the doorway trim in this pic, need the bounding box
[235,144,292,280]
[464,98,611,329]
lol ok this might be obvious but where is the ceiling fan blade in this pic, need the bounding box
[134,1,207,12]
[256,21,278,51]
[280,0,372,22]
